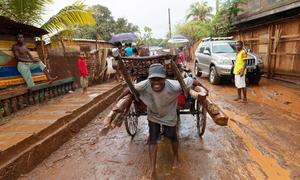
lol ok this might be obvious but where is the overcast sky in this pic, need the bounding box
[44,0,216,39]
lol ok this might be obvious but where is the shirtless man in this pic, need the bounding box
[12,33,57,88]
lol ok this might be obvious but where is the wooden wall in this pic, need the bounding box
[46,40,113,87]
[233,16,300,78]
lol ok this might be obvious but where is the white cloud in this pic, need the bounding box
[44,0,216,39]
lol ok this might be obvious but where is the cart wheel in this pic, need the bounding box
[125,103,138,137]
[195,100,206,138]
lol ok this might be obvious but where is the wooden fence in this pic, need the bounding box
[233,16,300,79]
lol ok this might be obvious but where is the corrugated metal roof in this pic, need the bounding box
[0,16,48,37]
[233,3,300,31]
[69,38,110,43]
[235,1,300,25]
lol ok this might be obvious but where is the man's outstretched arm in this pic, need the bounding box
[192,79,209,92]
[116,88,132,101]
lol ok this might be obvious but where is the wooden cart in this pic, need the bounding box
[116,54,207,138]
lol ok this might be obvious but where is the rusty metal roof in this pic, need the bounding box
[0,16,48,37]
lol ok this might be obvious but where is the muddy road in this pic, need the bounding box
[19,78,300,180]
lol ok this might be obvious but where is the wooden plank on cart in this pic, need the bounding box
[170,58,189,97]
[117,55,140,101]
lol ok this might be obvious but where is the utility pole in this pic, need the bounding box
[168,8,172,39]
[216,0,219,13]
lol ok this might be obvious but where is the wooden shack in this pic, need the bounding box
[47,39,113,86]
[0,16,48,89]
[0,16,75,119]
[232,0,300,81]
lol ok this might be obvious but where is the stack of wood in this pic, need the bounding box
[206,98,228,126]
[121,57,174,78]
[189,86,228,126]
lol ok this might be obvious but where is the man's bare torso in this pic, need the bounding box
[12,44,36,63]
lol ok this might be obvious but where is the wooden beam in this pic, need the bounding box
[270,52,300,55]
[30,77,74,91]
[271,25,282,77]
[267,25,273,78]
[275,72,300,78]
[171,59,188,97]
[271,34,300,39]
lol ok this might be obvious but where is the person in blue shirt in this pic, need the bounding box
[125,43,133,57]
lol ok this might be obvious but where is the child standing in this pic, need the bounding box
[77,52,89,94]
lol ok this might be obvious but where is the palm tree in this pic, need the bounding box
[186,1,212,22]
[0,0,95,34]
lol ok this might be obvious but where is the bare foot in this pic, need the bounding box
[48,76,58,83]
[233,98,241,101]
[172,158,181,169]
[82,91,88,95]
[241,98,247,103]
[148,169,156,180]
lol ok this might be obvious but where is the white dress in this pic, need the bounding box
[106,56,116,74]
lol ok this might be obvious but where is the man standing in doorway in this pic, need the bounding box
[233,40,248,102]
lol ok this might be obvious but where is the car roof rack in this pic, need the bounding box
[201,37,234,42]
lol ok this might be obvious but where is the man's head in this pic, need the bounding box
[16,34,24,44]
[133,47,138,55]
[235,40,243,51]
[79,52,85,59]
[113,41,122,50]
[148,64,166,92]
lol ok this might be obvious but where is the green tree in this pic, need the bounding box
[175,20,210,42]
[74,5,139,41]
[179,0,247,40]
[114,18,139,35]
[210,0,247,36]
[136,26,155,47]
[0,0,95,34]
[186,1,212,22]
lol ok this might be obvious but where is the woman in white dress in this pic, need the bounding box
[106,49,117,80]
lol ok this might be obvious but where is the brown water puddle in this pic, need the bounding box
[224,109,291,180]
[200,78,300,116]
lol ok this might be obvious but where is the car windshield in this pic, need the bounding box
[212,42,236,53]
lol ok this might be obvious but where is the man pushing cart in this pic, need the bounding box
[102,53,228,179]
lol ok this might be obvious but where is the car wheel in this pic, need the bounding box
[209,66,221,84]
[194,62,202,77]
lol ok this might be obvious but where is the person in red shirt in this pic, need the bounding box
[176,47,186,65]
[77,52,89,94]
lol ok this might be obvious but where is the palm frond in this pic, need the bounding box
[186,1,212,22]
[0,0,53,25]
[50,28,74,45]
[41,0,95,33]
